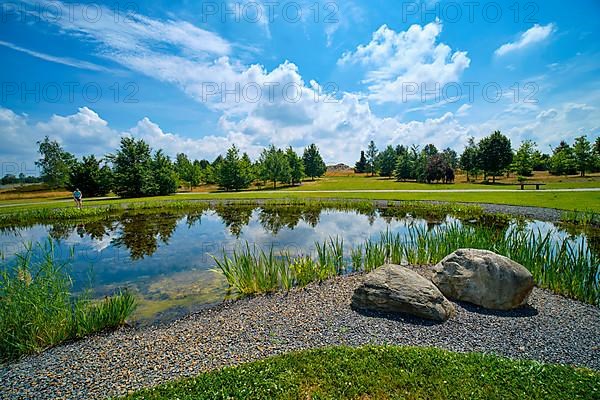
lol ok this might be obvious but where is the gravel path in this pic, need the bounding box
[1,272,599,400]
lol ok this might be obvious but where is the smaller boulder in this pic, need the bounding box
[352,264,455,322]
[432,249,534,310]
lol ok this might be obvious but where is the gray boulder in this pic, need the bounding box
[352,264,455,322]
[432,249,534,310]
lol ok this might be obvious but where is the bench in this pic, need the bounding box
[519,183,546,190]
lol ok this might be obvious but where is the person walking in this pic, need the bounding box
[73,188,83,209]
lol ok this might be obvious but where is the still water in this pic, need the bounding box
[0,206,596,324]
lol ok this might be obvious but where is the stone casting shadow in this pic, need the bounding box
[457,301,539,318]
[351,305,446,327]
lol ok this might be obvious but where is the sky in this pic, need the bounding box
[1,0,599,176]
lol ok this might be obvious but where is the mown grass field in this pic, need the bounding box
[285,173,600,191]
[0,173,599,213]
[123,346,599,400]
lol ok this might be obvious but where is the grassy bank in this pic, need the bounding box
[0,241,136,361]
[123,346,599,400]
[0,177,599,214]
[0,198,504,228]
[213,224,600,306]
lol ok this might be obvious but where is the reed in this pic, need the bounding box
[0,240,136,361]
[212,223,599,305]
[561,209,600,227]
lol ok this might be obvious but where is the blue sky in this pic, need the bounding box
[1,0,599,173]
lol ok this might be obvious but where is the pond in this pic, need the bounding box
[1,203,598,324]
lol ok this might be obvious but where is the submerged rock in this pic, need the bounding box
[432,249,534,310]
[352,264,455,322]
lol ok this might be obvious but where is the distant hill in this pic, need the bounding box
[326,163,353,173]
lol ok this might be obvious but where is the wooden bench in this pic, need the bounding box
[519,183,546,190]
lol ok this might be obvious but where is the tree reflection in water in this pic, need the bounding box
[6,205,599,261]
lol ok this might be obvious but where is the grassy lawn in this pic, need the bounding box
[0,190,599,214]
[286,174,600,191]
[0,173,598,213]
[123,346,599,400]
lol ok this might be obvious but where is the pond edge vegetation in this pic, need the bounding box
[0,198,516,227]
[0,240,136,362]
[212,223,599,306]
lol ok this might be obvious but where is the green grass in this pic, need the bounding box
[212,223,599,306]
[0,198,494,228]
[287,175,600,191]
[122,345,599,400]
[0,174,599,214]
[0,240,136,361]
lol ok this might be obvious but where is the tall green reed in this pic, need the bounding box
[212,223,599,306]
[0,240,136,361]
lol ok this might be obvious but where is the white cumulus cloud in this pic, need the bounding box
[495,24,556,57]
[338,21,470,103]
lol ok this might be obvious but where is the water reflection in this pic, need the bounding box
[0,205,597,325]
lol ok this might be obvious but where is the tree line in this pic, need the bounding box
[34,137,327,197]
[30,132,600,198]
[355,132,600,183]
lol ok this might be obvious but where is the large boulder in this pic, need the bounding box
[352,264,455,322]
[431,249,534,310]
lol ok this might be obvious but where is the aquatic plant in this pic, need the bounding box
[212,223,599,306]
[0,240,136,361]
[211,243,286,294]
[561,209,600,228]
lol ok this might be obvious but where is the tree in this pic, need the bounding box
[302,144,326,180]
[175,153,202,190]
[1,174,18,185]
[512,140,536,177]
[594,137,600,156]
[573,135,593,177]
[441,148,458,169]
[425,154,448,183]
[423,144,438,158]
[378,145,397,178]
[152,149,179,196]
[286,147,305,185]
[108,137,153,198]
[532,150,550,171]
[412,147,428,183]
[477,131,513,183]
[217,145,253,191]
[354,151,367,173]
[366,141,378,176]
[395,145,408,157]
[204,155,224,185]
[259,145,291,189]
[69,155,113,197]
[35,136,76,188]
[549,141,577,175]
[394,153,412,181]
[459,137,479,182]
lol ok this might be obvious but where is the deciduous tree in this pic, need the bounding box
[35,136,76,189]
[477,131,513,183]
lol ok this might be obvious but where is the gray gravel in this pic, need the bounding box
[475,203,563,222]
[1,272,599,400]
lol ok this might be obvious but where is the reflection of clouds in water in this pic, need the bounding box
[236,210,429,256]
[0,225,55,257]
[1,210,595,297]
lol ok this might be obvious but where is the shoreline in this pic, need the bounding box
[2,271,599,399]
